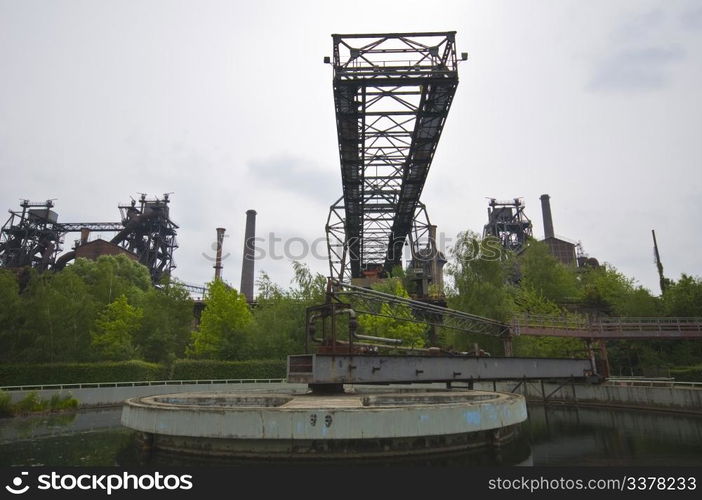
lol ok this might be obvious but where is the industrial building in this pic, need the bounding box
[539,194,577,267]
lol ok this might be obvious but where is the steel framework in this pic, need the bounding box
[0,200,62,270]
[326,32,461,280]
[0,194,178,283]
[482,198,533,253]
[112,194,178,283]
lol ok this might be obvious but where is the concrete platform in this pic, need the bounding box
[121,388,527,459]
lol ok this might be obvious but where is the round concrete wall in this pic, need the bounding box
[121,388,527,459]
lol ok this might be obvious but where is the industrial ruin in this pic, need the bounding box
[0,194,177,284]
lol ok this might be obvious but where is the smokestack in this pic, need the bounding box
[240,209,257,302]
[540,194,555,240]
[214,227,226,281]
[80,227,91,245]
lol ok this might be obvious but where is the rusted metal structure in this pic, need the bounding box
[0,200,62,270]
[325,32,465,282]
[511,315,702,340]
[539,193,577,266]
[298,276,702,385]
[214,227,226,281]
[511,314,702,378]
[482,198,533,253]
[292,31,702,391]
[0,194,178,283]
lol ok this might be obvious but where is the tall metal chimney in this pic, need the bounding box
[240,209,257,301]
[540,194,555,240]
[213,227,226,281]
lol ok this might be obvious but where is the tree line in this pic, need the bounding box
[444,232,702,374]
[0,256,321,365]
[0,235,700,376]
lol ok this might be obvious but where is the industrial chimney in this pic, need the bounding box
[240,210,257,302]
[540,194,555,240]
[213,227,226,281]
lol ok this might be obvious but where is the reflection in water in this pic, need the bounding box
[0,405,700,466]
[526,405,702,466]
[132,435,533,467]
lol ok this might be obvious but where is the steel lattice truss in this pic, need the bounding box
[327,32,460,280]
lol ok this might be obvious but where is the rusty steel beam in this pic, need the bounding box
[288,354,594,385]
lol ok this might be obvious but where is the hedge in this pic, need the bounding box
[0,361,166,386]
[670,365,702,382]
[171,359,286,381]
[0,359,286,386]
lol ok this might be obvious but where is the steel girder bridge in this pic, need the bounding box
[326,32,463,282]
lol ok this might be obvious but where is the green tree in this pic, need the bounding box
[71,255,151,306]
[443,232,514,353]
[356,278,426,348]
[289,261,326,302]
[446,232,514,321]
[91,295,143,360]
[0,270,21,362]
[519,240,578,303]
[18,268,97,362]
[136,280,194,363]
[240,265,327,360]
[188,280,252,359]
[662,274,702,317]
[510,277,586,358]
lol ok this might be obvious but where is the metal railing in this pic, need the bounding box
[512,314,702,334]
[605,377,702,389]
[0,378,287,392]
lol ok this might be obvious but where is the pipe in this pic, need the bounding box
[214,227,225,281]
[240,209,257,301]
[307,307,403,345]
[53,250,76,270]
[540,194,555,239]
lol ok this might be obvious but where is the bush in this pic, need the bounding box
[13,391,44,413]
[670,365,702,382]
[0,390,11,417]
[0,359,285,386]
[49,393,79,411]
[171,359,286,380]
[0,361,167,386]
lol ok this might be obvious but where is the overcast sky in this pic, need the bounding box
[1,0,700,296]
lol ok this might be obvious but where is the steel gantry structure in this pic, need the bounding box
[326,32,464,281]
[482,198,533,253]
[0,194,178,284]
[294,31,702,390]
